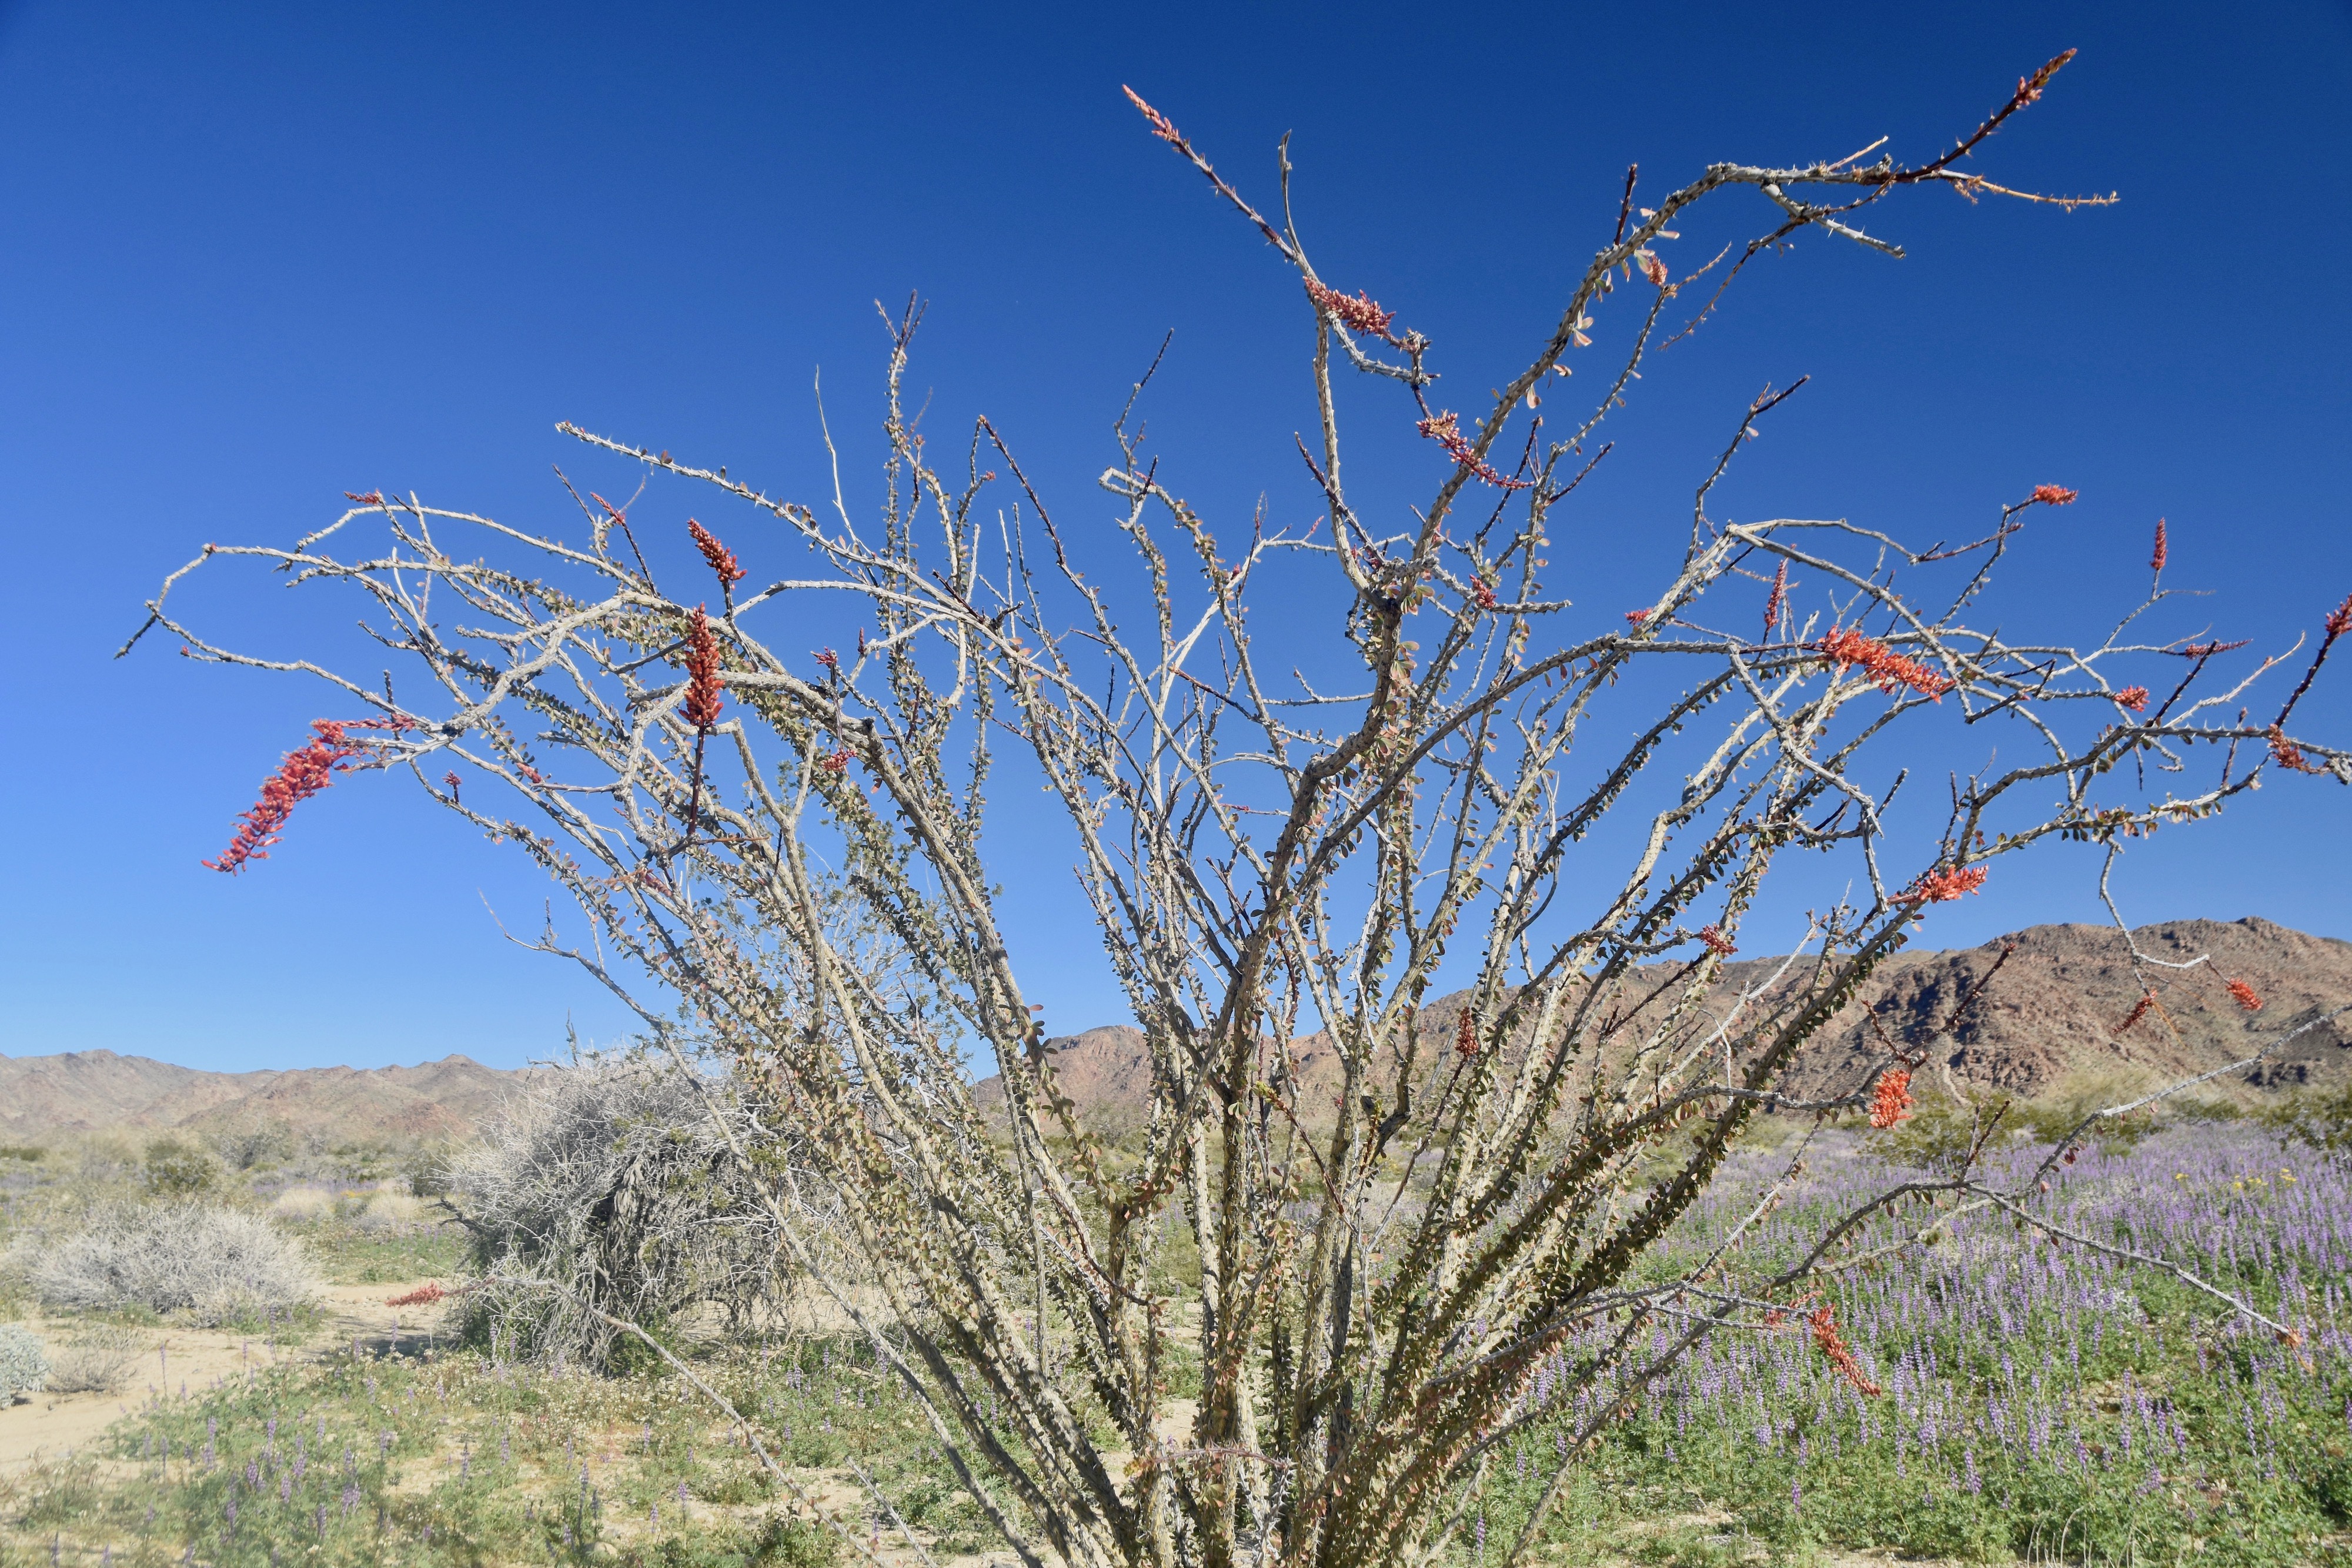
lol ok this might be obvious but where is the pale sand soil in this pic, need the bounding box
[0,1278,450,1475]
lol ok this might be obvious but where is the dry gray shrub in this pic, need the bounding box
[21,1201,318,1326]
[446,1054,810,1369]
[44,1324,145,1395]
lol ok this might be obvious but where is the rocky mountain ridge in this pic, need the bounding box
[0,1049,518,1146]
[13,920,2345,1148]
[984,918,2352,1125]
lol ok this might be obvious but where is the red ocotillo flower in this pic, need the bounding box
[2012,51,2073,109]
[1471,577,1498,611]
[343,490,385,506]
[1903,864,1988,905]
[442,771,462,802]
[1455,1008,1479,1059]
[2115,686,2150,713]
[683,606,724,730]
[817,748,851,775]
[1122,85,1183,145]
[2150,518,2169,576]
[1763,560,1788,636]
[1808,1307,1882,1398]
[1416,410,1532,491]
[2327,593,2352,638]
[2117,991,2159,1035]
[686,519,746,590]
[2029,484,2079,507]
[205,720,369,874]
[384,1282,446,1306]
[814,647,839,673]
[1817,625,1955,700]
[2227,978,2264,1012]
[1304,278,1398,340]
[2269,725,2326,775]
[1868,1068,1914,1130]
[1636,249,1669,287]
[1625,609,1652,627]
[1698,924,1736,958]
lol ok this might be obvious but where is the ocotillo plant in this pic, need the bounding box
[128,54,2351,1568]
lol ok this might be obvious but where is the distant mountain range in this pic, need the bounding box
[0,1051,519,1148]
[11,920,2346,1149]
[982,919,2352,1125]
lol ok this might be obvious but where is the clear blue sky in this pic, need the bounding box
[2,1,2346,1072]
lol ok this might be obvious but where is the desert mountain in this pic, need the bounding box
[0,1050,519,1146]
[980,918,2352,1125]
[12,919,2344,1149]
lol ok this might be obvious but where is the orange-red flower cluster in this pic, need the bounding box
[1121,85,1182,145]
[1808,1307,1882,1397]
[2269,725,2326,775]
[814,647,838,673]
[1699,924,1737,957]
[1304,279,1397,340]
[1868,1068,1914,1130]
[384,1282,446,1306]
[2227,978,2264,1012]
[684,606,725,731]
[1416,410,1531,491]
[343,490,385,506]
[204,719,390,874]
[686,519,746,589]
[818,748,851,774]
[442,771,462,801]
[1471,578,1498,611]
[2150,518,2168,576]
[2328,593,2352,639]
[2030,484,2079,507]
[2117,991,2159,1035]
[1763,560,1788,635]
[1903,864,1988,905]
[1816,626,1954,700]
[2115,686,2150,713]
[1455,1008,1479,1059]
[1636,249,1670,287]
[1625,609,1651,626]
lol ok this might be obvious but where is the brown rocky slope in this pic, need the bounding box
[981,918,2352,1125]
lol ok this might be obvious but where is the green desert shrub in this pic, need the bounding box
[0,1325,47,1401]
[140,1135,220,1196]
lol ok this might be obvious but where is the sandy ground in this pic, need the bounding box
[0,1278,449,1475]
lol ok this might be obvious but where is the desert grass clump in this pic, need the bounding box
[447,1055,805,1370]
[21,1199,318,1326]
[42,1324,143,1395]
[268,1184,339,1222]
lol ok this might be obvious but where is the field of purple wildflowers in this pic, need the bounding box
[1483,1122,2352,1564]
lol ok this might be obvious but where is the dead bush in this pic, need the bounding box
[446,1054,809,1370]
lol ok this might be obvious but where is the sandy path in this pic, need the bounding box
[0,1278,447,1474]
